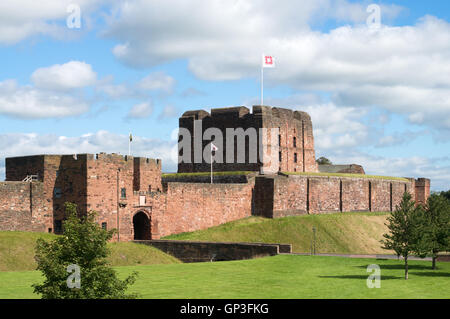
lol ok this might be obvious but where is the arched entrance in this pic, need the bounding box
[133,211,151,240]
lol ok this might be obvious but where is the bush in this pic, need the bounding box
[33,202,139,299]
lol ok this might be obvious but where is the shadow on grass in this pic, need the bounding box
[410,272,450,278]
[318,275,400,280]
[355,264,431,271]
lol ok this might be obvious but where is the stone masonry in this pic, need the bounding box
[0,105,431,240]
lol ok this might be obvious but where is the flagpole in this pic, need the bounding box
[210,149,213,184]
[261,58,264,106]
[129,132,131,156]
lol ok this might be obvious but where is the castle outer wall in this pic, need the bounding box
[0,105,431,241]
[253,175,421,218]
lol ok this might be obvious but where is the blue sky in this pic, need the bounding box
[0,0,449,191]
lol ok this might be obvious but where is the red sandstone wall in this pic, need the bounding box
[161,179,255,237]
[342,178,370,212]
[414,178,430,206]
[133,158,162,192]
[0,182,48,232]
[309,177,341,214]
[83,153,165,242]
[270,175,415,217]
[5,156,45,182]
[272,175,308,217]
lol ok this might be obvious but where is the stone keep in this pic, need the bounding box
[178,106,318,174]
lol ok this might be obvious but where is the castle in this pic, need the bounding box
[0,106,430,241]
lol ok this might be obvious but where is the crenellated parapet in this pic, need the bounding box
[178,105,318,174]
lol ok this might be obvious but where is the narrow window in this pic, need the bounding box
[101,222,107,230]
[55,220,62,234]
[279,151,282,162]
[121,187,126,199]
[293,137,297,148]
[294,153,298,163]
[54,187,62,199]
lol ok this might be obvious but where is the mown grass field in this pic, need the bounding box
[0,231,180,272]
[164,212,393,254]
[0,255,448,299]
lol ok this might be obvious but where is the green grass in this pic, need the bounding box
[164,213,394,255]
[0,231,180,272]
[162,171,253,178]
[0,255,448,299]
[283,171,409,181]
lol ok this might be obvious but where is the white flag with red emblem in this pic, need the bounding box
[211,143,218,151]
[262,55,275,68]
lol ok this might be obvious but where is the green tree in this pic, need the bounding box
[316,157,332,165]
[381,192,423,280]
[415,193,450,269]
[33,202,138,299]
[440,190,450,202]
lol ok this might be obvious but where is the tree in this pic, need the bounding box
[381,192,423,280]
[316,157,332,165]
[33,202,139,299]
[440,190,450,202]
[415,193,450,269]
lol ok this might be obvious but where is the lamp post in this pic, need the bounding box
[312,226,316,255]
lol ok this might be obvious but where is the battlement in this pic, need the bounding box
[181,106,313,122]
[178,105,318,174]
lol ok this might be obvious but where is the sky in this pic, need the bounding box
[0,0,449,191]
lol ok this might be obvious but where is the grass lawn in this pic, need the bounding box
[0,255,448,299]
[0,231,180,272]
[164,213,393,255]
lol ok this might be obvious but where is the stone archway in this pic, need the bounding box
[133,211,151,240]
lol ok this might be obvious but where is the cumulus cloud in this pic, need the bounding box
[0,79,89,118]
[375,130,425,148]
[0,0,105,44]
[245,95,372,151]
[31,61,97,90]
[138,72,176,94]
[0,131,178,178]
[103,1,450,131]
[158,104,178,120]
[126,101,153,119]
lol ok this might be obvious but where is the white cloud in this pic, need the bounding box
[0,131,178,178]
[0,0,104,44]
[0,79,89,118]
[138,72,176,94]
[31,61,97,90]
[104,1,450,130]
[158,104,177,120]
[126,101,153,119]
[245,95,371,151]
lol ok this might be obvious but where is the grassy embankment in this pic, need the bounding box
[0,231,180,272]
[165,212,394,255]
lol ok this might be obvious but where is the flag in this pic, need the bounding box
[129,133,133,142]
[262,55,275,68]
[211,143,218,151]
